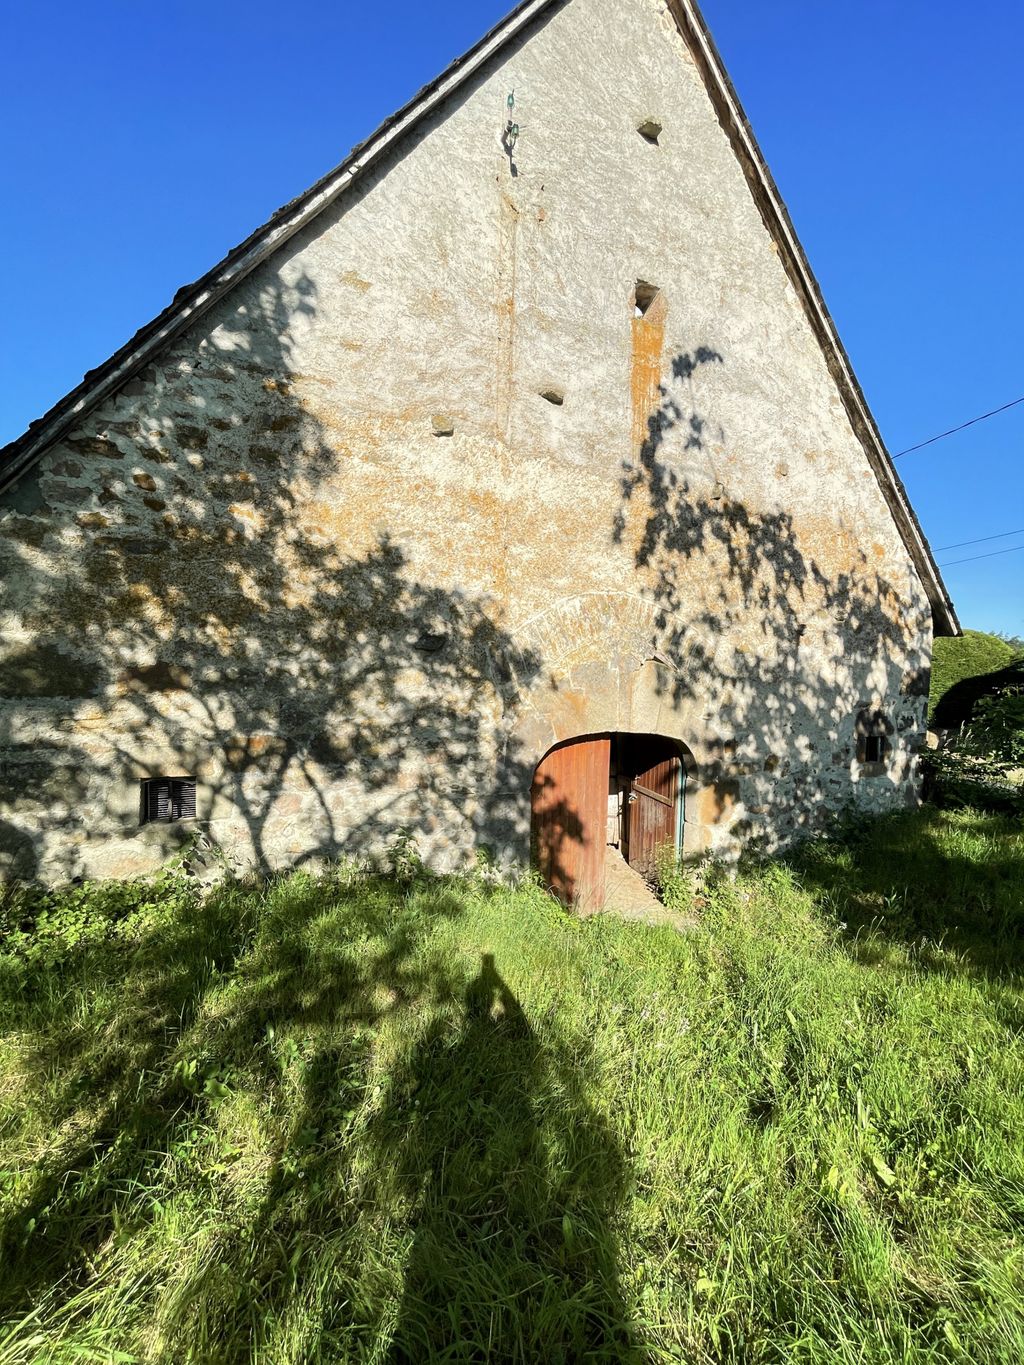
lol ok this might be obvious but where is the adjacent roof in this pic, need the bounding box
[0,0,958,635]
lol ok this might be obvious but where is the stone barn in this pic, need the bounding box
[0,0,957,905]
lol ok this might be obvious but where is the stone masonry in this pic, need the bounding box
[0,0,949,884]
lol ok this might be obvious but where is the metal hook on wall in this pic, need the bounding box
[501,90,521,174]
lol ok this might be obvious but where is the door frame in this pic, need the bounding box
[532,732,693,907]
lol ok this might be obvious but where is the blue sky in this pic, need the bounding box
[2,1,1021,635]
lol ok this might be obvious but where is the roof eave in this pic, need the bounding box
[0,0,561,496]
[669,0,959,637]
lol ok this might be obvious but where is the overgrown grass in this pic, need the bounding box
[1,808,1022,1362]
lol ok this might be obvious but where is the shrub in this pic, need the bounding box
[922,685,1024,814]
[929,629,1021,726]
[0,869,200,972]
[974,684,1024,765]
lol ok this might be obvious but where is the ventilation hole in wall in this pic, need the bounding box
[634,281,661,318]
[638,120,663,146]
[141,776,197,825]
[540,389,565,406]
[414,631,447,654]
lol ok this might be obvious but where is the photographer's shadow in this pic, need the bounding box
[383,953,638,1361]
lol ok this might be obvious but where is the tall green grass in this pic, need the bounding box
[0,808,1022,1362]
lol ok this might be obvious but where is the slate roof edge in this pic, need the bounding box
[0,0,958,636]
[0,0,559,491]
[669,0,958,636]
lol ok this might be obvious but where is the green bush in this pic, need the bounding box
[975,685,1024,766]
[929,629,1020,725]
[0,870,200,973]
[922,685,1024,814]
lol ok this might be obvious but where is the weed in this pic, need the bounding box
[0,809,1022,1362]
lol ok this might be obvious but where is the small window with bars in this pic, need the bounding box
[863,735,886,764]
[140,776,197,825]
[855,710,893,770]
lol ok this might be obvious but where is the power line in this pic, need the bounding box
[892,394,1024,459]
[944,540,1024,567]
[935,526,1024,552]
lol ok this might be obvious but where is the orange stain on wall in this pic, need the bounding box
[630,291,667,454]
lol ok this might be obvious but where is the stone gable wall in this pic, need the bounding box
[0,0,931,882]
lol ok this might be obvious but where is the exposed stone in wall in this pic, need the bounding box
[0,0,933,884]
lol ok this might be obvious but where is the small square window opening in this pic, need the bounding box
[863,735,885,764]
[855,708,892,769]
[141,776,197,825]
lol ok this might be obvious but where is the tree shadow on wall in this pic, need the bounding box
[529,773,588,906]
[0,270,577,882]
[0,820,37,881]
[0,261,611,1354]
[613,345,930,845]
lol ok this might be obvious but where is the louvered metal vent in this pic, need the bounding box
[141,777,197,825]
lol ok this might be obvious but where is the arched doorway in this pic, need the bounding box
[530,733,689,911]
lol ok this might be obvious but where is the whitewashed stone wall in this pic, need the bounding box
[0,0,932,882]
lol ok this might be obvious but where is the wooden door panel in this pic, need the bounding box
[628,755,678,879]
[531,737,610,911]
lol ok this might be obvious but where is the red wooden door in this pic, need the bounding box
[627,755,679,880]
[531,737,610,912]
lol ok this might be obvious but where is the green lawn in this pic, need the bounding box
[1,808,1023,1363]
